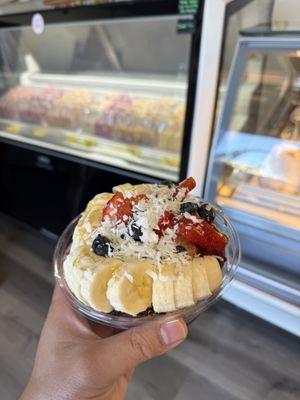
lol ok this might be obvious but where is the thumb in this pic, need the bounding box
[96,318,187,379]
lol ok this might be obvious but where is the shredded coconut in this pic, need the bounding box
[124,272,134,283]
[89,184,201,265]
[183,212,200,224]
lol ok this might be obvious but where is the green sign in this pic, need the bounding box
[179,0,199,14]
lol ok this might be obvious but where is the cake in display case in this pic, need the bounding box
[205,34,300,305]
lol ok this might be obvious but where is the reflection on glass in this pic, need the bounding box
[230,51,300,141]
[0,17,191,180]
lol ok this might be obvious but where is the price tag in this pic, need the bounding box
[33,128,47,138]
[125,145,141,157]
[7,124,21,133]
[65,133,79,143]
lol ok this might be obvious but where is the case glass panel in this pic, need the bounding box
[206,40,300,296]
[0,16,192,180]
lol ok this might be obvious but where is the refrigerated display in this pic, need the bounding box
[205,35,300,312]
[0,0,207,235]
[0,10,193,181]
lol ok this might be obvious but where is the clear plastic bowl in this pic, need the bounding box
[54,204,240,330]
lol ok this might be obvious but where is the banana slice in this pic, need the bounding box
[174,264,195,309]
[73,192,113,245]
[153,257,218,312]
[131,183,151,195]
[112,183,133,194]
[107,260,155,316]
[196,256,223,292]
[113,183,151,196]
[64,254,85,301]
[191,258,211,301]
[68,244,98,269]
[81,258,123,312]
[152,263,176,313]
[64,243,101,300]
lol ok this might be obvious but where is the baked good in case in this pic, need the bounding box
[46,88,94,129]
[157,101,185,152]
[64,178,228,316]
[0,85,185,154]
[259,143,300,195]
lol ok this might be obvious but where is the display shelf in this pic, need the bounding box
[228,182,300,216]
[217,192,300,231]
[0,120,179,180]
[25,72,188,97]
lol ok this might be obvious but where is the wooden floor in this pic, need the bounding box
[0,214,299,400]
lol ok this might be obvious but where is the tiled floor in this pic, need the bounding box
[0,214,299,400]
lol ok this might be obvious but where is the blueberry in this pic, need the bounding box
[175,245,186,253]
[128,223,142,242]
[180,201,215,223]
[92,234,113,256]
[197,203,215,224]
[180,202,199,214]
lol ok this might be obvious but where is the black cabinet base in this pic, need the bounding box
[0,141,155,236]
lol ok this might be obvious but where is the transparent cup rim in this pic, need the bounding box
[54,201,241,329]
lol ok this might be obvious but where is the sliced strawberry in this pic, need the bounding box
[178,177,196,191]
[177,217,227,255]
[102,192,148,224]
[117,198,132,222]
[102,191,123,220]
[174,177,196,198]
[154,211,175,237]
[102,192,132,223]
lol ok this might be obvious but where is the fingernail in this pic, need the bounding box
[160,319,187,345]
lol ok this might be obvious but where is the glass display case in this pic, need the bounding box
[0,0,207,236]
[206,35,300,307]
[0,7,195,181]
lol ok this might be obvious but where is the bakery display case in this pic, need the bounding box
[0,0,208,235]
[0,10,192,181]
[205,34,300,315]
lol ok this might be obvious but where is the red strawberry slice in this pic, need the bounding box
[174,177,196,198]
[154,211,175,237]
[177,217,227,255]
[102,192,132,223]
[102,192,148,224]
